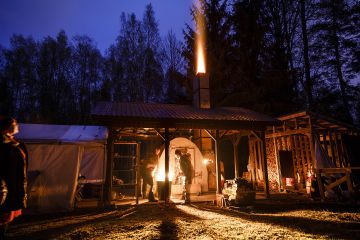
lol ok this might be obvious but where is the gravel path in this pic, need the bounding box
[6,201,360,240]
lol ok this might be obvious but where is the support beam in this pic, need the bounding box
[257,141,263,177]
[328,131,337,167]
[154,128,165,141]
[164,128,170,204]
[231,135,241,178]
[204,129,215,141]
[215,130,222,194]
[273,127,282,191]
[248,138,257,189]
[251,130,261,141]
[308,117,325,201]
[135,142,141,205]
[299,135,307,185]
[260,130,270,198]
[304,136,311,175]
[104,128,114,206]
[252,141,258,184]
[345,170,354,193]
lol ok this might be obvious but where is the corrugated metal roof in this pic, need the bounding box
[91,102,280,130]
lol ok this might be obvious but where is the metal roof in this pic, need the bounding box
[91,102,281,130]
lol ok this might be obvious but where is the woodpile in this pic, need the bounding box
[222,178,255,206]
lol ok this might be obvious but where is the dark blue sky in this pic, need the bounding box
[0,0,194,53]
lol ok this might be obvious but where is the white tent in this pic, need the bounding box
[16,123,108,212]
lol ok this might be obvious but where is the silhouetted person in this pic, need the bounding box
[174,149,193,184]
[0,116,28,240]
[141,148,160,202]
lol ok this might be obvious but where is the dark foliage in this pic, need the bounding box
[0,1,359,125]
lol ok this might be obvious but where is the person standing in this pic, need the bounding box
[0,116,28,240]
[175,149,194,184]
[141,147,161,202]
[175,149,194,203]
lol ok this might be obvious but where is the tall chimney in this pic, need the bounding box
[193,72,210,109]
[193,72,215,190]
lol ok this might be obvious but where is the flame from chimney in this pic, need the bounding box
[195,1,206,74]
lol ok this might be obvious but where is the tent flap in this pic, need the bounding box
[27,144,82,212]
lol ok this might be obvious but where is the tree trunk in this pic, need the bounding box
[300,0,313,109]
[331,2,353,123]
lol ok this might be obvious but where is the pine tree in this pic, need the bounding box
[37,31,74,123]
[300,0,314,109]
[102,44,124,101]
[1,35,38,121]
[163,30,187,104]
[72,35,103,123]
[311,0,356,123]
[117,13,144,102]
[0,45,12,116]
[258,0,299,115]
[142,4,164,102]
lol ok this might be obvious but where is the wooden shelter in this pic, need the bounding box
[251,111,360,200]
[91,101,281,204]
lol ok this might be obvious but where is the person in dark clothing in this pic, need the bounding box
[175,149,194,184]
[141,148,160,202]
[174,149,193,203]
[0,116,28,240]
[141,160,156,198]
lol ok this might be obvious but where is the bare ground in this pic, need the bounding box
[6,195,360,240]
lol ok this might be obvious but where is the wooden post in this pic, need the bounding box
[304,136,311,172]
[322,131,328,160]
[249,139,257,189]
[253,141,258,183]
[299,136,307,185]
[339,134,349,166]
[260,130,270,198]
[308,117,325,201]
[328,131,337,167]
[345,169,354,193]
[135,142,141,205]
[289,135,297,185]
[257,141,263,179]
[273,127,282,192]
[215,130,222,194]
[293,135,301,187]
[104,128,114,206]
[164,128,170,203]
[232,135,241,178]
[333,133,343,167]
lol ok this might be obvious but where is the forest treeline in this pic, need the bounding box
[0,0,359,125]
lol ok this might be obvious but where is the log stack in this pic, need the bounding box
[222,178,256,205]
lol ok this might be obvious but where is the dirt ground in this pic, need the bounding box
[5,194,360,240]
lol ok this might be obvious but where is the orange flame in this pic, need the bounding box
[195,1,206,74]
[197,41,206,74]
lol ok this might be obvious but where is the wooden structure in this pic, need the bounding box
[251,111,360,200]
[92,101,281,205]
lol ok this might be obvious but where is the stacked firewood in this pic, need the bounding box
[222,178,255,205]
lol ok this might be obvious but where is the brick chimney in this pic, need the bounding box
[193,72,210,109]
